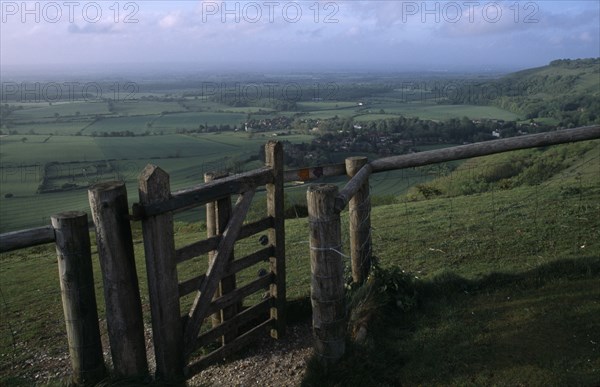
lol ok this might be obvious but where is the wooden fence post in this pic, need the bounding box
[139,165,184,381]
[204,171,237,343]
[307,184,345,364]
[204,172,220,328]
[88,182,148,378]
[51,211,106,385]
[345,157,372,284]
[265,141,286,339]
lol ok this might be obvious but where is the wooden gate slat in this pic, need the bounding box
[186,318,275,376]
[175,216,273,264]
[183,189,256,356]
[178,246,273,298]
[193,297,272,353]
[205,273,273,318]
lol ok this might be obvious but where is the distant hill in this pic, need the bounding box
[405,140,599,200]
[503,58,599,95]
[449,58,600,127]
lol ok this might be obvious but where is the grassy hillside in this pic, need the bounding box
[504,58,600,95]
[303,141,600,386]
[495,59,600,124]
[406,140,598,199]
[374,141,599,277]
[1,141,599,385]
[447,58,600,126]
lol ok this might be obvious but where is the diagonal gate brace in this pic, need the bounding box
[183,189,256,357]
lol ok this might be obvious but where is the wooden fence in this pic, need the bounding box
[0,141,286,383]
[305,125,600,363]
[0,214,106,385]
[1,126,599,381]
[133,140,286,380]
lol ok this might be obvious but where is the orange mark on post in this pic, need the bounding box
[298,169,310,181]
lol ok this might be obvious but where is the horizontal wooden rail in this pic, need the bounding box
[178,247,273,297]
[0,225,55,253]
[336,126,600,212]
[186,317,274,376]
[175,217,273,264]
[181,273,273,353]
[283,163,346,183]
[190,297,272,354]
[371,125,600,173]
[134,167,273,218]
[206,273,274,317]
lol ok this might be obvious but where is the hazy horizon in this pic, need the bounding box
[0,59,531,81]
[1,1,599,80]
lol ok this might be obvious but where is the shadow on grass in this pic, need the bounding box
[301,256,600,387]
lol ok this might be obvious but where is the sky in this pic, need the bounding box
[1,0,599,75]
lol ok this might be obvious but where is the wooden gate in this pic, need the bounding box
[135,141,285,380]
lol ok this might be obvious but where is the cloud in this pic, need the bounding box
[433,2,540,38]
[1,0,598,70]
[429,0,599,56]
[579,31,592,43]
[158,12,181,29]
[296,27,325,39]
[345,26,361,37]
[67,23,119,34]
[343,1,409,28]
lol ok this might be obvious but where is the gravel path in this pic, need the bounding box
[188,321,314,387]
[5,320,314,386]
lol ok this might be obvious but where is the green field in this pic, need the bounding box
[10,101,111,119]
[111,100,186,116]
[0,72,566,233]
[219,107,274,113]
[303,109,358,120]
[1,143,598,385]
[0,132,314,231]
[84,115,161,134]
[4,121,93,135]
[297,101,358,111]
[0,135,105,164]
[153,112,247,130]
[293,100,519,122]
[178,98,229,111]
[353,113,400,122]
[363,102,521,121]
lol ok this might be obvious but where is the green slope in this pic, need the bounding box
[302,140,600,386]
[453,58,600,125]
[1,141,599,385]
[504,58,600,96]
